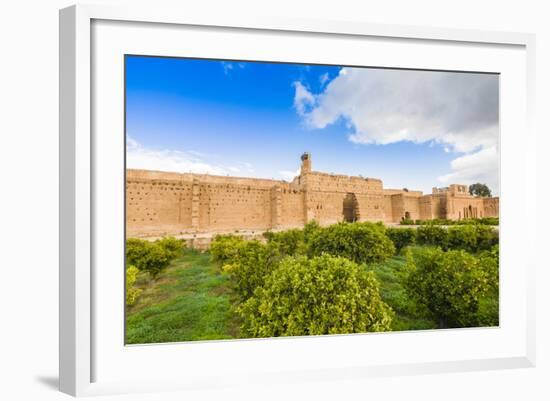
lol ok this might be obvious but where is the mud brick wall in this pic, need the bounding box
[126,155,499,238]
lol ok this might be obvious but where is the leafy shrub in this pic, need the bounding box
[416,224,449,249]
[386,228,417,253]
[264,229,306,256]
[474,225,499,251]
[125,265,142,306]
[126,238,172,278]
[126,238,150,266]
[239,254,393,337]
[138,243,171,278]
[447,225,477,252]
[303,220,322,242]
[415,225,498,252]
[308,222,395,264]
[405,247,495,328]
[210,234,246,266]
[222,240,281,302]
[478,244,499,289]
[400,218,415,225]
[478,217,499,226]
[155,236,183,259]
[418,217,499,226]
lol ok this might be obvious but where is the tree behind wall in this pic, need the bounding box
[469,183,492,197]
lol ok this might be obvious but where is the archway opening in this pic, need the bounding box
[343,193,359,223]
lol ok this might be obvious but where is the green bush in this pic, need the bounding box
[126,238,172,278]
[222,240,281,302]
[239,254,393,337]
[478,244,499,290]
[210,234,246,266]
[478,217,499,226]
[418,217,499,226]
[473,244,499,326]
[126,238,150,266]
[303,220,322,242]
[405,247,495,328]
[308,222,395,264]
[386,228,417,253]
[447,225,477,252]
[125,265,142,306]
[474,225,499,251]
[416,224,449,249]
[139,243,171,278]
[399,218,415,225]
[264,228,306,256]
[155,236,183,259]
[419,224,498,253]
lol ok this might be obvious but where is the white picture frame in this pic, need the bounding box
[59,4,536,397]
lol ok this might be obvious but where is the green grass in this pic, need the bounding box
[127,246,498,344]
[126,249,240,344]
[366,247,499,331]
[366,253,438,331]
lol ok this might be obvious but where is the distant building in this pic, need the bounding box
[126,153,499,238]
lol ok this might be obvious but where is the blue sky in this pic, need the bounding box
[126,55,499,194]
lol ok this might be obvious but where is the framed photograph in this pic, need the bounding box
[59,4,536,396]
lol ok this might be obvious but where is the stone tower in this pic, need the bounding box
[300,152,312,175]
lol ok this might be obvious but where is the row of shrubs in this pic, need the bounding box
[211,232,395,336]
[400,217,499,226]
[126,237,183,278]
[387,224,499,254]
[405,245,499,328]
[211,220,499,335]
[125,236,184,305]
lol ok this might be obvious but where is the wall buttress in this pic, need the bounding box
[270,185,282,229]
[191,179,200,231]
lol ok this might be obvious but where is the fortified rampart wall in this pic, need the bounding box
[126,154,499,238]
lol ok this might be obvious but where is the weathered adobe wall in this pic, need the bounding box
[386,193,423,222]
[127,170,291,237]
[126,177,194,237]
[419,196,434,220]
[305,172,383,193]
[383,195,395,222]
[402,194,422,221]
[445,195,486,220]
[306,191,349,225]
[356,193,386,222]
[198,182,273,231]
[279,187,306,228]
[127,170,312,237]
[304,172,386,224]
[383,189,423,197]
[126,167,500,238]
[482,197,499,218]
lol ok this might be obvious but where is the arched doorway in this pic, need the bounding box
[343,193,359,222]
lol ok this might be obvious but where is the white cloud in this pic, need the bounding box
[293,81,315,116]
[127,137,240,176]
[319,72,330,87]
[279,168,301,181]
[222,62,234,75]
[222,62,246,75]
[293,67,499,192]
[438,146,499,192]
